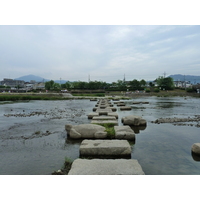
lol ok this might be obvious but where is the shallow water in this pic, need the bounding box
[0,96,200,175]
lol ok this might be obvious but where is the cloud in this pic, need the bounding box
[0,25,200,82]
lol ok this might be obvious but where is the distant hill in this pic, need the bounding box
[15,75,48,82]
[14,74,68,84]
[169,74,200,84]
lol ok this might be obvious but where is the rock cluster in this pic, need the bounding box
[152,116,200,124]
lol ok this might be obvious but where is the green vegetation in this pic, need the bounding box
[145,88,151,93]
[129,79,146,91]
[156,76,174,90]
[96,123,116,139]
[62,157,73,173]
[0,85,11,89]
[0,94,65,101]
[154,88,160,93]
[52,157,73,175]
[45,80,61,91]
[72,93,105,97]
[186,88,196,93]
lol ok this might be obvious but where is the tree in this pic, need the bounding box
[149,82,154,87]
[156,76,174,90]
[129,79,141,91]
[140,79,146,87]
[52,83,61,90]
[45,80,55,90]
[116,80,126,90]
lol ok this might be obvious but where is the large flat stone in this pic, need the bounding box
[80,139,131,158]
[91,120,118,126]
[93,107,116,112]
[120,106,132,110]
[108,112,118,119]
[68,159,145,175]
[92,116,117,120]
[114,126,135,140]
[65,124,107,139]
[87,112,99,119]
[95,108,113,115]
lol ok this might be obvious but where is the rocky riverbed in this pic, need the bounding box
[152,115,200,127]
[1,96,200,175]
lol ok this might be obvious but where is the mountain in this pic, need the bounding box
[15,75,48,82]
[14,74,68,84]
[169,74,200,84]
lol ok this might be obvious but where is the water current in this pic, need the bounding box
[0,96,200,175]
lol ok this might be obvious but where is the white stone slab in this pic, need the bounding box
[80,139,131,158]
[68,159,145,175]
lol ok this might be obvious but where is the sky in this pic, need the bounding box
[0,3,200,83]
[1,25,200,83]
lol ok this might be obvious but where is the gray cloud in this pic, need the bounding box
[0,25,200,82]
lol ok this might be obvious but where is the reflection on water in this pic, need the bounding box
[0,97,200,175]
[191,152,200,161]
[129,125,147,134]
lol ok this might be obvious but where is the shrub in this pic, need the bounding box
[186,88,195,93]
[154,88,160,93]
[145,88,151,93]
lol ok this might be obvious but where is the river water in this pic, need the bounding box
[0,96,200,175]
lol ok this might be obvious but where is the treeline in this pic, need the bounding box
[44,76,176,91]
[44,79,149,91]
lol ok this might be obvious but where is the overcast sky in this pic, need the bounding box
[0,25,200,83]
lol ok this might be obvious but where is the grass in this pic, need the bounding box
[94,123,116,139]
[52,157,73,175]
[0,94,65,101]
[72,93,105,97]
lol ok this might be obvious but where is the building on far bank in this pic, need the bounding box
[174,81,192,88]
[0,78,25,88]
[32,82,45,90]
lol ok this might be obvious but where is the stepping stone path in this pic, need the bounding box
[79,139,131,158]
[67,98,145,175]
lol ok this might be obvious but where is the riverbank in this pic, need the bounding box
[0,89,199,102]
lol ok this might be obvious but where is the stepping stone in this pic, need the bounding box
[192,143,200,155]
[91,120,118,126]
[79,139,131,158]
[93,107,116,112]
[68,158,145,175]
[96,108,113,115]
[120,106,132,110]
[92,116,116,120]
[108,112,118,119]
[114,126,135,140]
[87,112,99,119]
[117,103,126,106]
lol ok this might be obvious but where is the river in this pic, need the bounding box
[0,96,200,175]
